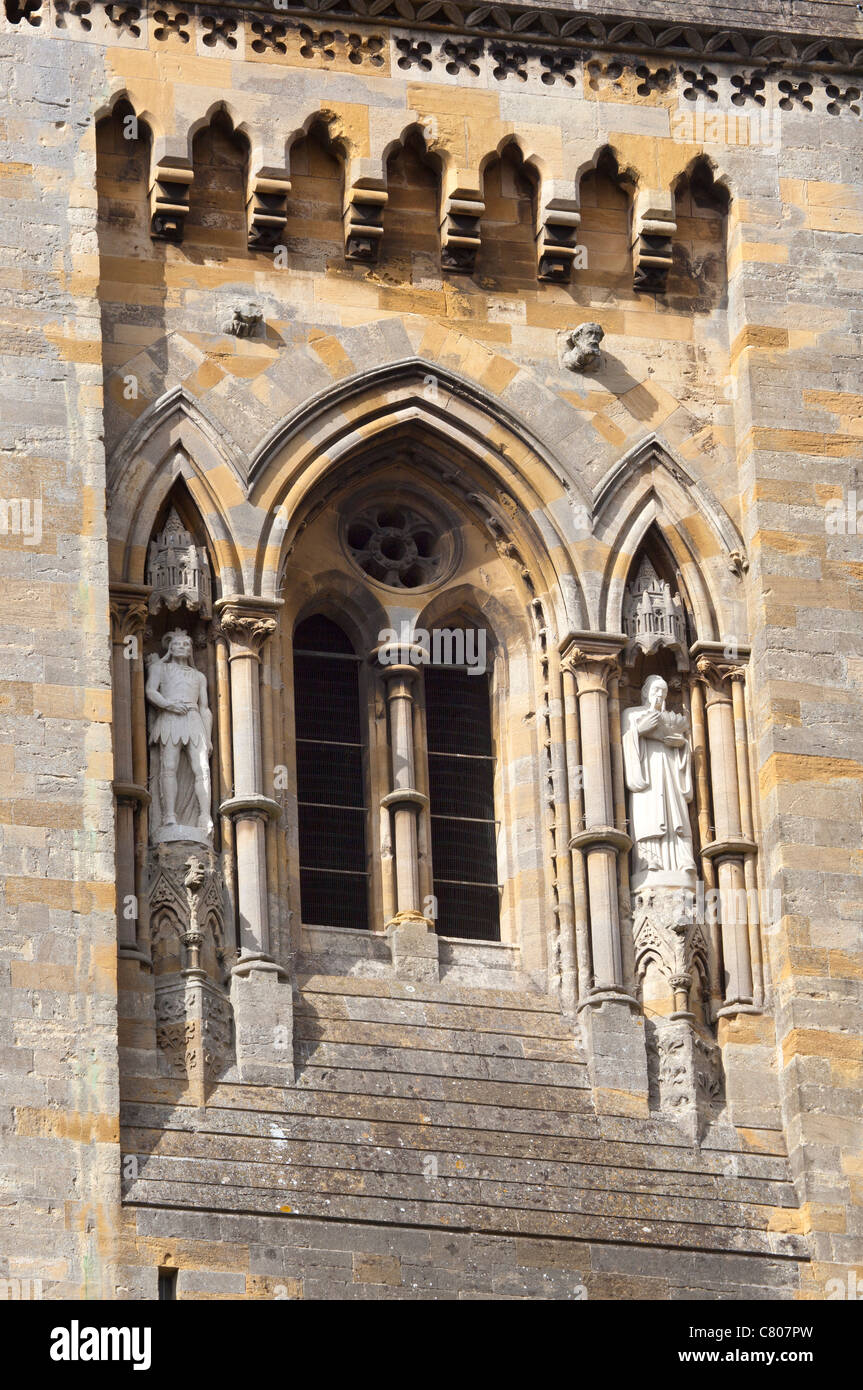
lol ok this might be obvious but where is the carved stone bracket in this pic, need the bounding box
[538,200,580,282]
[441,187,484,273]
[344,183,388,262]
[150,160,194,242]
[247,169,291,251]
[632,189,676,293]
[645,1018,723,1136]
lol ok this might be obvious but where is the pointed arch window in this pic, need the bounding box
[424,639,500,941]
[293,615,369,930]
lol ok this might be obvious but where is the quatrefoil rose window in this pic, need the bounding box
[345,504,444,589]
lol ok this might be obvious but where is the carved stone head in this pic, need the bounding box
[563,321,605,372]
[163,628,193,662]
[642,674,668,710]
[223,302,263,338]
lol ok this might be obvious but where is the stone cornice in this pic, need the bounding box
[16,0,863,75]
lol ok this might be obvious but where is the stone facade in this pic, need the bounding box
[1,0,862,1300]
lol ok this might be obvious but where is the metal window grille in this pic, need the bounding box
[425,662,500,941]
[293,617,369,930]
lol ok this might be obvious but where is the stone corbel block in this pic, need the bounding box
[537,187,581,282]
[387,912,439,985]
[632,188,676,293]
[247,167,291,252]
[230,970,295,1086]
[440,171,483,274]
[344,182,388,262]
[150,159,194,242]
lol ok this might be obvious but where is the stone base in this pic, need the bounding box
[646,1017,723,1139]
[581,995,649,1116]
[152,823,211,846]
[387,913,439,984]
[230,969,295,1085]
[155,974,233,1104]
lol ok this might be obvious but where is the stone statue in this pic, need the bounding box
[562,321,604,372]
[146,629,213,843]
[622,674,696,888]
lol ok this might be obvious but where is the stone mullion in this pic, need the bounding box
[564,646,632,996]
[260,636,282,965]
[687,676,722,1013]
[216,598,285,977]
[215,630,238,956]
[608,672,636,997]
[695,648,756,1013]
[381,662,427,922]
[732,671,765,1009]
[562,663,592,1005]
[547,654,577,1016]
[109,584,151,964]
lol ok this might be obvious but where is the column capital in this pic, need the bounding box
[215,597,280,658]
[109,583,151,642]
[691,641,750,698]
[560,635,624,695]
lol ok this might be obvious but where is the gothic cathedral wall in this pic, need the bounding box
[1,0,861,1299]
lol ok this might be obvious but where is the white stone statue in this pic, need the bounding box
[622,674,696,888]
[146,629,213,843]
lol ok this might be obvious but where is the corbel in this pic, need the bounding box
[343,178,388,263]
[440,167,483,274]
[247,165,291,252]
[537,181,581,282]
[631,188,676,293]
[149,158,194,243]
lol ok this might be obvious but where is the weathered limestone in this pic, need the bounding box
[2,0,862,1302]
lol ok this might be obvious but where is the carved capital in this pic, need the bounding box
[562,646,620,695]
[109,587,150,643]
[696,656,746,702]
[218,603,278,657]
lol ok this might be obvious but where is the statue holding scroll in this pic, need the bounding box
[622,674,696,888]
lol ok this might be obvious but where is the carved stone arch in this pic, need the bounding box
[108,388,245,592]
[185,99,252,165]
[671,152,732,208]
[93,86,162,145]
[593,435,747,641]
[284,573,389,662]
[575,142,639,191]
[248,359,590,639]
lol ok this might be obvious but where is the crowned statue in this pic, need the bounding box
[622,674,696,890]
[146,628,213,843]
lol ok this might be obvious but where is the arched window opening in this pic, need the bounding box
[669,158,730,309]
[479,143,538,284]
[383,132,440,273]
[286,122,344,268]
[187,110,249,254]
[424,636,500,941]
[293,615,369,930]
[578,149,633,290]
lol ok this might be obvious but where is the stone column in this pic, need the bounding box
[561,636,647,1114]
[374,645,438,983]
[693,644,757,1014]
[109,584,152,966]
[216,597,292,1086]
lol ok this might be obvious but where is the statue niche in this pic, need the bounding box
[622,674,696,891]
[146,628,213,844]
[623,667,721,1131]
